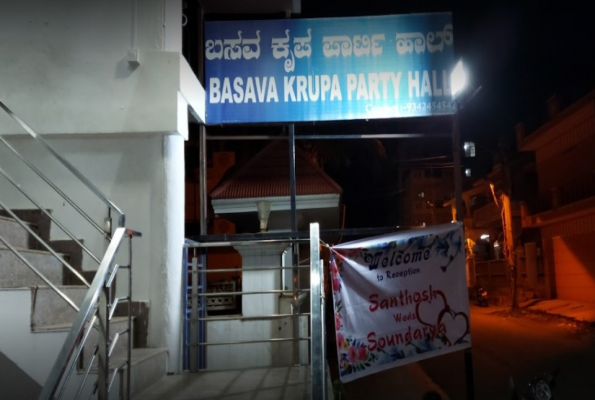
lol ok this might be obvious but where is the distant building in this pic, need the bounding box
[451,152,536,302]
[518,91,595,303]
[400,167,454,228]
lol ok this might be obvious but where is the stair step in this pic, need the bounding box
[88,347,168,399]
[30,286,88,331]
[0,246,67,288]
[123,348,168,398]
[0,215,36,249]
[83,316,135,369]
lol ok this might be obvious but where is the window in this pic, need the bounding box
[464,142,476,157]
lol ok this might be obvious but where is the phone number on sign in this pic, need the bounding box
[365,101,455,117]
[402,101,455,112]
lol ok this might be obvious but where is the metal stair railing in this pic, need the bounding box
[0,101,141,400]
[0,199,92,288]
[0,163,101,264]
[39,227,141,400]
[0,100,125,230]
[0,100,116,276]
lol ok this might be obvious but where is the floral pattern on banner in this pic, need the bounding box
[337,334,382,375]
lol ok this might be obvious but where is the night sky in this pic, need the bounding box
[299,0,595,228]
[301,0,595,151]
[196,1,595,231]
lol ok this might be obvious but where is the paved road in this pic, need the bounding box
[418,305,595,399]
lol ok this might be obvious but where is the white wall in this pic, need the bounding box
[0,133,186,372]
[0,290,119,399]
[0,0,203,136]
[0,0,200,374]
[0,135,162,300]
[205,243,310,369]
[0,289,68,384]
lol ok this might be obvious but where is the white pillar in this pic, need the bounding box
[235,243,288,316]
[205,243,288,369]
[148,133,185,373]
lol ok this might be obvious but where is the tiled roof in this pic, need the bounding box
[210,141,342,200]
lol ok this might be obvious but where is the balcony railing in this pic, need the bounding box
[529,174,595,215]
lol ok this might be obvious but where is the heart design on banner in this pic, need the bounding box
[438,309,470,345]
[415,290,447,327]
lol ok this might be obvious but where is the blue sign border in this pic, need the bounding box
[205,13,455,124]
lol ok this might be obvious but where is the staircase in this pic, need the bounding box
[0,211,167,399]
[0,101,167,399]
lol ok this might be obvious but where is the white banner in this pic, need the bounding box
[330,223,471,382]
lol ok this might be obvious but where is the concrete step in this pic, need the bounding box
[1,288,165,400]
[0,215,36,249]
[83,316,135,369]
[88,347,168,399]
[122,348,168,399]
[0,246,67,287]
[57,348,167,400]
[30,286,88,331]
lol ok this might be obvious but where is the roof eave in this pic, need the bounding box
[212,194,341,214]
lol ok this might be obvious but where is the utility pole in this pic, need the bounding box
[501,155,519,310]
[491,152,519,311]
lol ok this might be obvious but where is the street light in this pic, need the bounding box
[450,60,468,223]
[449,60,482,223]
[451,59,468,99]
[450,59,477,400]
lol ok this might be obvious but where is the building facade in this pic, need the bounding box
[0,0,204,384]
[401,167,454,228]
[518,92,595,303]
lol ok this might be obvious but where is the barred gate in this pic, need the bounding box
[182,223,327,399]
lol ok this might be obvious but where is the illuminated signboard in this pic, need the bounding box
[205,13,455,124]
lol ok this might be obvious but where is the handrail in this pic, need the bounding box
[0,199,91,287]
[0,100,125,227]
[0,232,80,312]
[0,134,111,240]
[39,227,128,400]
[0,164,101,264]
[0,102,139,399]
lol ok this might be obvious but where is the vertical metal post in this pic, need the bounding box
[289,124,300,364]
[452,111,464,222]
[126,235,132,400]
[454,109,475,400]
[319,259,327,400]
[197,125,207,370]
[97,288,109,400]
[190,256,199,372]
[199,125,207,236]
[464,348,475,400]
[199,251,206,369]
[310,223,324,399]
[105,208,113,240]
[289,124,297,233]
